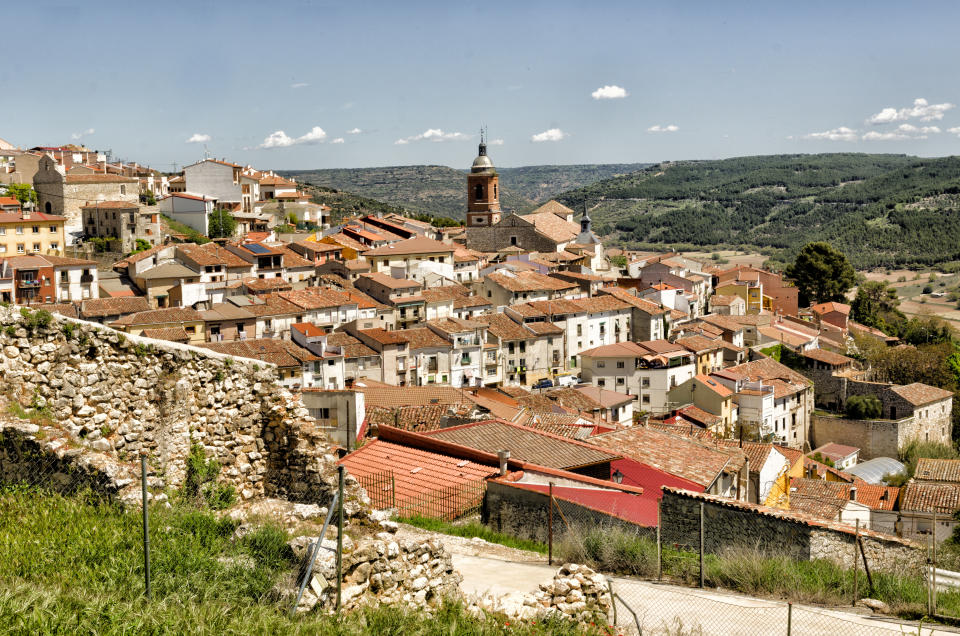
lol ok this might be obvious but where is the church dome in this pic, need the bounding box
[471,154,495,173]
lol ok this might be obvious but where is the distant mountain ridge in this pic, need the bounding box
[556,153,960,268]
[279,163,649,220]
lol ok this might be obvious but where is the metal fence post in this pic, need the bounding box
[608,580,617,627]
[656,497,662,582]
[548,482,554,566]
[699,501,705,589]
[933,508,938,613]
[141,455,151,600]
[336,465,344,612]
[787,602,792,635]
[852,519,859,607]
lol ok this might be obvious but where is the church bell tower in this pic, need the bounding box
[466,129,501,227]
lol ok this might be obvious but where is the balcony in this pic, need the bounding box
[16,279,40,288]
[80,274,95,284]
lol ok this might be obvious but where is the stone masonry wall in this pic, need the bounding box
[484,481,655,544]
[660,488,812,561]
[810,415,903,461]
[660,489,923,573]
[0,305,348,505]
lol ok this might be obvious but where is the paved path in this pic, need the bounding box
[452,553,957,635]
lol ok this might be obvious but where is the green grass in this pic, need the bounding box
[0,486,591,634]
[399,515,548,555]
[161,214,209,244]
[556,524,960,618]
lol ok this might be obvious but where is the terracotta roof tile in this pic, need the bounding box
[900,482,960,514]
[111,307,203,326]
[362,236,453,257]
[487,270,577,293]
[200,338,319,367]
[79,296,151,318]
[889,382,954,406]
[425,419,619,470]
[915,458,960,483]
[588,427,743,488]
[140,327,191,343]
[801,348,854,366]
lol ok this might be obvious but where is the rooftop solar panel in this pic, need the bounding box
[246,243,271,254]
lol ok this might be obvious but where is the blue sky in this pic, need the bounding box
[4,0,960,170]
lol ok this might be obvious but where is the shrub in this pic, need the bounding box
[922,285,933,294]
[844,395,883,419]
[19,307,52,332]
[183,443,235,510]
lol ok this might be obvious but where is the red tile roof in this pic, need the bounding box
[889,382,954,406]
[362,236,453,257]
[900,482,960,514]
[915,458,960,483]
[339,438,495,517]
[801,348,854,366]
[424,419,620,470]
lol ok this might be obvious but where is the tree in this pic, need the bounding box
[5,183,37,205]
[140,189,156,206]
[207,208,237,239]
[845,395,882,419]
[784,242,856,307]
[851,280,904,331]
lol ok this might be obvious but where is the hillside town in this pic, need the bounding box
[1,135,954,549]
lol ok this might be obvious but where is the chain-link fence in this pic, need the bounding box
[358,468,486,521]
[536,484,960,634]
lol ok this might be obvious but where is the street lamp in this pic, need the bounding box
[612,469,624,484]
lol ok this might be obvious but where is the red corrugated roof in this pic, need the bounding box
[610,458,705,496]
[505,482,659,527]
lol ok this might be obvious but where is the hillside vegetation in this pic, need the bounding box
[282,163,648,220]
[557,153,960,268]
[0,486,589,635]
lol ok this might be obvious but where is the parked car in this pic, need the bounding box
[556,374,580,387]
[532,378,554,390]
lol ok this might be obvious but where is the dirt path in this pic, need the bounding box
[394,522,546,563]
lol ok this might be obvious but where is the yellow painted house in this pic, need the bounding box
[764,446,853,508]
[714,280,770,314]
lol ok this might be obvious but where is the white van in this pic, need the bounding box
[556,374,580,387]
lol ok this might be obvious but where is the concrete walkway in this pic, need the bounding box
[453,553,956,635]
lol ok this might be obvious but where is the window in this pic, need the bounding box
[16,226,23,234]
[642,395,651,404]
[0,228,4,235]
[60,271,68,282]
[120,185,126,195]
[185,326,196,334]
[474,184,483,200]
[642,377,650,388]
[50,243,58,251]
[509,235,518,246]
[32,226,40,234]
[16,244,24,254]
[617,377,625,386]
[597,379,606,387]
[32,243,40,253]
[616,361,625,369]
[596,361,605,368]
[0,245,5,253]
[577,324,583,337]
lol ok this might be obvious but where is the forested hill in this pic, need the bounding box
[557,153,960,268]
[280,163,648,220]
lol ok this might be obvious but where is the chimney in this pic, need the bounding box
[497,449,510,476]
[849,486,857,502]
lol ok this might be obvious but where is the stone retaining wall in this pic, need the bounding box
[0,305,353,506]
[660,488,922,573]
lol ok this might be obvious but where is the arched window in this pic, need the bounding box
[494,184,498,198]
[474,183,483,200]
[45,201,52,213]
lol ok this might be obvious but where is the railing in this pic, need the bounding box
[16,280,40,288]
[358,470,486,521]
[80,274,94,283]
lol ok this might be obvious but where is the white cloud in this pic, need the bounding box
[862,123,941,141]
[591,85,628,100]
[489,138,504,146]
[394,128,470,145]
[801,126,859,142]
[186,133,211,144]
[71,128,95,140]
[867,98,955,124]
[647,124,679,133]
[290,82,309,89]
[347,128,362,134]
[531,128,567,142]
[331,138,345,144]
[258,126,328,148]
[949,127,960,137]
